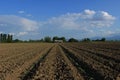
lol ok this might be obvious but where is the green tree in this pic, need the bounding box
[44,36,52,42]
[60,37,66,42]
[52,36,59,42]
[0,33,13,43]
[0,34,6,42]
[68,38,78,42]
[3,34,7,42]
[0,34,2,42]
[40,38,44,42]
[101,37,106,41]
[7,34,13,43]
[82,38,91,42]
[13,39,20,42]
[53,36,66,42]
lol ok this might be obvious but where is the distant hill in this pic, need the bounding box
[91,34,120,41]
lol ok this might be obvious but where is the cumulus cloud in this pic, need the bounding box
[0,9,116,39]
[36,9,116,39]
[0,15,39,39]
[9,32,15,36]
[20,18,39,31]
[91,11,115,21]
[44,9,116,30]
[84,9,96,15]
[0,15,39,32]
[17,32,28,36]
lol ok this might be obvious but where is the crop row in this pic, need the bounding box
[0,43,54,80]
[61,43,120,80]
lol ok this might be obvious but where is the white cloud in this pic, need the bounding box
[43,9,116,30]
[81,9,96,19]
[91,11,115,21]
[98,30,116,37]
[0,15,39,31]
[47,16,80,30]
[20,18,39,31]
[35,9,116,39]
[17,32,28,36]
[84,9,96,15]
[107,31,115,35]
[0,10,115,32]
[0,9,116,39]
[9,32,15,36]
[0,15,39,39]
[100,11,115,20]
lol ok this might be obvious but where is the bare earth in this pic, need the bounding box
[0,42,120,80]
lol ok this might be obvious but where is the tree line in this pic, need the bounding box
[0,33,107,43]
[42,36,106,42]
[0,33,13,43]
[13,36,106,43]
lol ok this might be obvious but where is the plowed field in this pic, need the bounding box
[0,42,120,80]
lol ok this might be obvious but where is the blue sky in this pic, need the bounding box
[0,0,120,40]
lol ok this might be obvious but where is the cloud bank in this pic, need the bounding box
[45,9,115,30]
[0,15,39,33]
[0,9,117,39]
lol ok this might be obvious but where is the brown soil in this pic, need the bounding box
[0,43,119,80]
